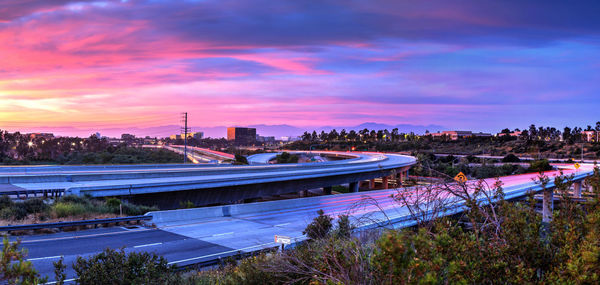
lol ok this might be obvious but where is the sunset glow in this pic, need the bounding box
[1,0,600,135]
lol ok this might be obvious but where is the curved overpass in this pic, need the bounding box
[0,151,416,208]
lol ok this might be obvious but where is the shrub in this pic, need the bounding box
[179,200,195,209]
[275,152,299,164]
[23,199,49,214]
[0,206,28,220]
[1,237,46,284]
[0,196,13,209]
[105,198,121,209]
[72,248,180,284]
[120,203,157,216]
[529,159,552,173]
[233,154,248,165]
[303,209,333,240]
[502,153,521,163]
[53,202,87,218]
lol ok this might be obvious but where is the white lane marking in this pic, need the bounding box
[274,223,290,227]
[168,235,305,265]
[133,242,162,248]
[44,278,76,284]
[27,255,62,261]
[167,242,273,265]
[212,231,234,237]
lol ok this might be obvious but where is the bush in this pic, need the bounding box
[105,198,121,209]
[120,203,157,216]
[53,202,87,218]
[0,206,28,221]
[529,159,553,173]
[233,154,248,165]
[275,152,299,164]
[179,200,195,209]
[502,153,521,163]
[303,209,333,240]
[0,196,13,209]
[23,199,49,214]
[72,248,180,284]
[1,237,46,284]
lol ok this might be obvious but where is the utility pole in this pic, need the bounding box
[181,112,190,163]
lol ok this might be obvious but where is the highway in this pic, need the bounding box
[13,163,595,282]
[0,152,415,202]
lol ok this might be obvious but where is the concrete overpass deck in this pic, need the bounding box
[0,151,416,207]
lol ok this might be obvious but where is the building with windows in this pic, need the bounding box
[169,132,204,140]
[227,127,256,144]
[430,131,491,140]
[582,131,597,142]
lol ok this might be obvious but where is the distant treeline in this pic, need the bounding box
[0,130,182,165]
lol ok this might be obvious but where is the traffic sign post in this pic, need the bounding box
[454,172,468,183]
[275,235,292,251]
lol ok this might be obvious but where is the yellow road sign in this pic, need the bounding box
[574,163,581,169]
[454,172,468,183]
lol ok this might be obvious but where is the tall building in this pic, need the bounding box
[227,127,256,144]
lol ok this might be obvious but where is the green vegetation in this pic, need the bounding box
[502,153,521,162]
[233,154,249,165]
[1,237,46,284]
[274,152,299,164]
[71,248,181,284]
[0,195,157,222]
[529,159,553,173]
[331,185,349,193]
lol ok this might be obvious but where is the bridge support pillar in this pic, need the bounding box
[349,182,359,193]
[542,188,554,223]
[573,182,582,198]
[323,186,332,195]
[382,176,389,189]
[369,179,376,189]
[396,172,403,186]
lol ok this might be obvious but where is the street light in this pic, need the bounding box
[27,141,33,147]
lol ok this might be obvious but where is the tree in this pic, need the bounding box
[563,126,572,143]
[339,129,347,141]
[301,132,311,141]
[311,131,318,142]
[328,129,339,141]
[1,237,45,284]
[233,154,248,165]
[303,209,333,240]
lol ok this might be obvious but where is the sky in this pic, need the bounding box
[1,0,600,135]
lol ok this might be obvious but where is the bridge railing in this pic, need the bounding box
[0,215,152,232]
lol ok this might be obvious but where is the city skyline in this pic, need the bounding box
[1,0,600,134]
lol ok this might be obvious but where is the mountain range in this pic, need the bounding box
[5,123,445,139]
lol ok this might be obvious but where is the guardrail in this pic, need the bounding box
[0,215,152,232]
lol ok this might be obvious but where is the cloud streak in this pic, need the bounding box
[1,0,599,134]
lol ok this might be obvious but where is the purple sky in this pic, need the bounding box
[1,0,599,135]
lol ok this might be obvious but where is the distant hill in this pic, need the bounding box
[8,123,445,139]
